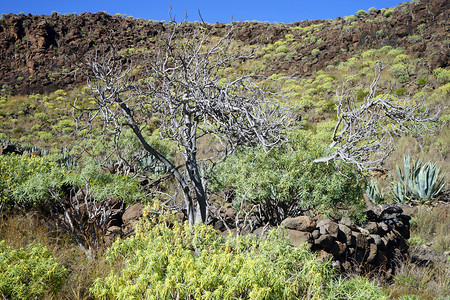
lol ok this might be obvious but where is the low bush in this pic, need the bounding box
[65,158,145,205]
[0,154,144,210]
[211,130,365,222]
[0,154,65,209]
[90,212,385,299]
[433,67,450,84]
[0,241,67,299]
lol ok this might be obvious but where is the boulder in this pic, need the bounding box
[122,203,144,225]
[364,221,379,234]
[380,206,403,220]
[317,250,333,261]
[315,234,336,250]
[281,216,316,232]
[338,224,352,243]
[286,229,313,247]
[252,226,267,237]
[317,219,340,238]
[312,229,320,239]
[370,234,385,250]
[332,241,347,258]
[104,225,122,244]
[353,231,369,249]
[367,243,378,263]
[339,216,356,230]
[0,144,21,155]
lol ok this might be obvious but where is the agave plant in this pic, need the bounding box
[366,180,384,204]
[393,155,445,203]
[392,181,409,202]
[409,162,445,201]
[58,146,76,170]
[396,156,422,188]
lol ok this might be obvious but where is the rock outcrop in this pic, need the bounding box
[0,0,448,95]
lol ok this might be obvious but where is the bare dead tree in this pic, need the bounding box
[75,21,290,227]
[314,64,441,171]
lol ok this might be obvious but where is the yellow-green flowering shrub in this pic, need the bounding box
[90,214,385,299]
[0,241,67,299]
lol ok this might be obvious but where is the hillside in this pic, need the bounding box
[0,0,448,95]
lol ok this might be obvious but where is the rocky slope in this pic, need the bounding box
[0,0,448,95]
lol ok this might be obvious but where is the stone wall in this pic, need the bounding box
[281,206,411,276]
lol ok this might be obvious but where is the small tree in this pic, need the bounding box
[314,64,441,171]
[76,21,289,227]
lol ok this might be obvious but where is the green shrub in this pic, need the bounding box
[387,48,404,57]
[360,49,377,59]
[344,15,356,22]
[0,154,144,209]
[275,45,289,54]
[0,241,67,299]
[383,8,395,18]
[394,54,411,64]
[311,48,320,57]
[416,77,428,85]
[356,10,367,17]
[211,130,365,222]
[90,214,385,299]
[34,112,49,122]
[407,35,422,43]
[433,67,450,84]
[65,159,145,205]
[417,23,426,32]
[390,63,410,83]
[0,154,65,208]
[38,131,54,141]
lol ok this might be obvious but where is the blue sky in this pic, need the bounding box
[2,0,407,23]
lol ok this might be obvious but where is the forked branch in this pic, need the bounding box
[314,64,441,171]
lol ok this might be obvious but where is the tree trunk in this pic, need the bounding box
[118,100,197,227]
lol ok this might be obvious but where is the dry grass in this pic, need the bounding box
[386,204,450,299]
[386,258,450,299]
[409,205,450,253]
[0,212,119,300]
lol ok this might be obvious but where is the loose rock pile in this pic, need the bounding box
[280,206,411,276]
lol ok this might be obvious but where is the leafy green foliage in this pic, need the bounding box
[390,63,410,83]
[65,159,145,205]
[90,212,385,299]
[0,154,144,210]
[0,241,67,299]
[211,130,365,221]
[356,10,367,17]
[0,154,65,208]
[433,68,450,84]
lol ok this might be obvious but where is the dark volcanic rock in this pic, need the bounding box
[0,0,447,96]
[282,216,316,232]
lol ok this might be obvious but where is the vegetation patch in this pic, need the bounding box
[90,213,385,299]
[0,241,67,299]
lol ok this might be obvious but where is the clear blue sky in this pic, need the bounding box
[2,0,407,23]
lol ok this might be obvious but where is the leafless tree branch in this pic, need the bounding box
[314,63,441,171]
